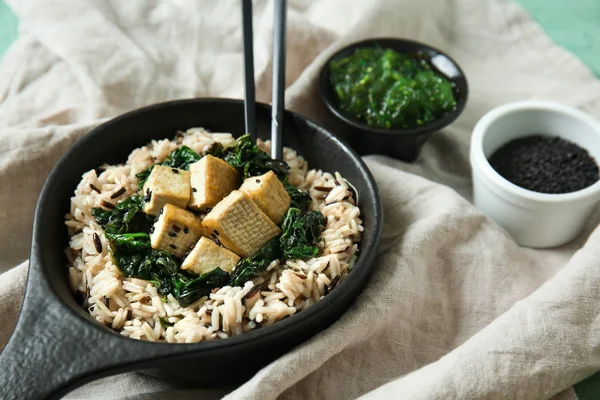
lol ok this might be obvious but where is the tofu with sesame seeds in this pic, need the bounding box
[239,170,291,224]
[150,203,203,258]
[202,190,280,258]
[181,237,240,275]
[188,155,240,212]
[142,165,191,216]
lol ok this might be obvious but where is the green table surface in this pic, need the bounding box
[1,0,599,398]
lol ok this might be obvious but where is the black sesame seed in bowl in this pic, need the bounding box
[488,135,599,194]
[471,100,600,248]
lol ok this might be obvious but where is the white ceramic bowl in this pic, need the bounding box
[470,101,600,248]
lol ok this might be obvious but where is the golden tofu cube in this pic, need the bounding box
[143,165,191,216]
[239,170,291,224]
[203,190,280,258]
[188,155,239,212]
[150,203,203,258]
[181,237,240,275]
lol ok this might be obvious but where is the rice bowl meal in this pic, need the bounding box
[65,128,363,343]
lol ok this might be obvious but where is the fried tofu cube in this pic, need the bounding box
[143,165,191,216]
[202,190,280,258]
[188,155,239,212]
[239,170,291,224]
[150,203,203,258]
[181,237,240,275]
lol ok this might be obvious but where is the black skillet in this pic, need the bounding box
[0,98,383,399]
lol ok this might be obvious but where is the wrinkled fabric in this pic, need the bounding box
[1,0,600,399]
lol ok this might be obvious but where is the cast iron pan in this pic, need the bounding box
[0,98,383,399]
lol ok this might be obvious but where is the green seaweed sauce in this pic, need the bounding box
[329,47,457,129]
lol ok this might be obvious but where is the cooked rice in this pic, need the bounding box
[65,128,363,343]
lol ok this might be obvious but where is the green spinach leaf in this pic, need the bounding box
[283,180,312,212]
[160,267,230,307]
[222,134,290,179]
[109,238,227,307]
[105,232,151,251]
[91,195,154,235]
[280,208,326,259]
[229,238,282,287]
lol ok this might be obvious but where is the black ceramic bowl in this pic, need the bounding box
[0,98,382,400]
[319,37,468,162]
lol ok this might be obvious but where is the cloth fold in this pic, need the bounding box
[1,0,600,399]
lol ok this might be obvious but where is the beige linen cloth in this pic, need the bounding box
[1,0,600,399]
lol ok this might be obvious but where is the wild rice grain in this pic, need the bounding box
[110,187,126,199]
[92,233,102,253]
[101,200,116,209]
[327,276,340,294]
[244,285,261,300]
[90,184,101,193]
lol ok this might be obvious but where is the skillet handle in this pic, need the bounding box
[0,293,125,400]
[0,259,147,400]
[0,327,70,400]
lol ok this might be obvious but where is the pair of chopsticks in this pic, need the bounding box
[242,0,286,160]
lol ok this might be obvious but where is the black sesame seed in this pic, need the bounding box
[150,226,155,234]
[101,200,115,209]
[256,179,260,184]
[172,168,179,174]
[168,232,177,237]
[92,233,102,253]
[172,225,181,233]
[160,207,164,215]
[184,227,189,234]
[143,188,152,203]
[169,244,177,249]
[214,238,222,246]
[192,187,197,192]
[213,229,219,235]
[90,184,101,193]
[110,187,126,199]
